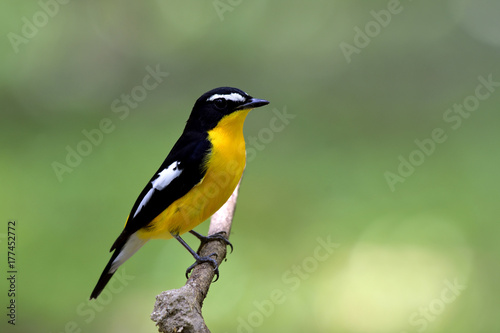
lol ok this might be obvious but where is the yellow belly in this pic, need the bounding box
[137,109,250,240]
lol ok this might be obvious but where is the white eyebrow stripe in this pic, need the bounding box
[133,161,182,218]
[207,93,246,103]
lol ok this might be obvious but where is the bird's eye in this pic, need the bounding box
[213,98,227,109]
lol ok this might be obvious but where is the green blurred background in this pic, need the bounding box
[2,1,500,332]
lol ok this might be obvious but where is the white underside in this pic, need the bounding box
[110,232,148,273]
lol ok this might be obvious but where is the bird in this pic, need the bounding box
[90,87,269,299]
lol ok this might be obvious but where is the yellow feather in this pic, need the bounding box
[138,109,250,239]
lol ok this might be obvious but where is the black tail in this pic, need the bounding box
[90,247,121,299]
[90,232,147,299]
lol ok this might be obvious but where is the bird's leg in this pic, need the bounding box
[189,230,233,254]
[172,233,219,281]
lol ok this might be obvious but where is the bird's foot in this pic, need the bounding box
[189,230,233,254]
[185,252,220,281]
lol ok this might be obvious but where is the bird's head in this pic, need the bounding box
[185,87,269,132]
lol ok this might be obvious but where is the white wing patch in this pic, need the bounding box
[133,161,182,218]
[152,161,182,190]
[207,92,246,103]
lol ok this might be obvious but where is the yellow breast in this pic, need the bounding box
[139,109,250,239]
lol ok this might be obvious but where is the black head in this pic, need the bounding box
[185,87,269,132]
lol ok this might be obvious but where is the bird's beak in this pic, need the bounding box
[236,98,269,110]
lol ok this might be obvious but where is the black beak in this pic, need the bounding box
[235,98,269,110]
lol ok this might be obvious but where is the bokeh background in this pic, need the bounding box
[2,1,500,332]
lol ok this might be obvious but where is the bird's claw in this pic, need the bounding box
[185,252,220,281]
[190,230,234,254]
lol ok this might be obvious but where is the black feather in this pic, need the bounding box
[90,236,126,299]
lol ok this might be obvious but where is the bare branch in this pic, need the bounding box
[151,181,241,333]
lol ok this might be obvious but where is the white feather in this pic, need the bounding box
[133,161,182,218]
[134,189,154,218]
[152,161,182,190]
[207,93,246,103]
[110,232,147,273]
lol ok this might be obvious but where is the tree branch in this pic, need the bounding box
[151,181,241,333]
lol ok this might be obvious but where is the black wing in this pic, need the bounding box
[111,131,211,250]
[90,132,211,299]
